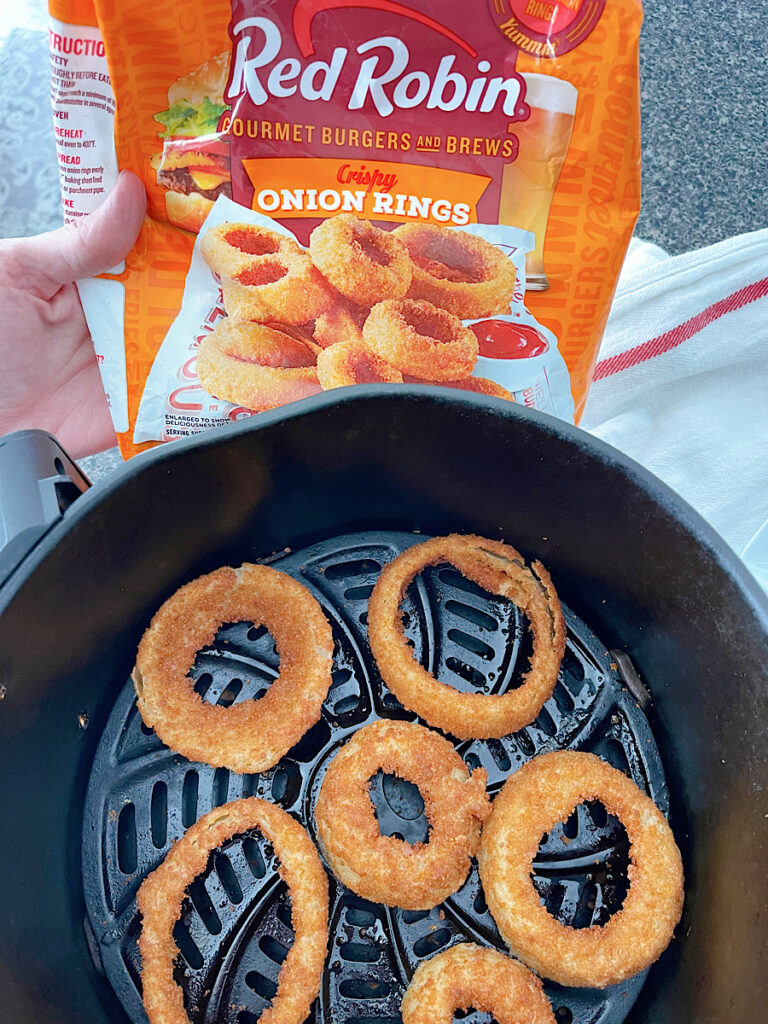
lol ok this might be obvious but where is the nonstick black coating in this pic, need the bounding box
[82,531,667,1024]
[0,388,766,1023]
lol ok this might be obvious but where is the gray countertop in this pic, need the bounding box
[636,0,768,252]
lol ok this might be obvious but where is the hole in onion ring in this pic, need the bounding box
[402,565,536,698]
[412,254,478,283]
[368,770,429,845]
[407,232,486,283]
[236,261,289,286]
[404,305,458,344]
[189,621,280,707]
[532,803,631,929]
[357,234,392,267]
[170,829,298,1012]
[224,228,281,255]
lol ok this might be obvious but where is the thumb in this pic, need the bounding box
[0,171,146,298]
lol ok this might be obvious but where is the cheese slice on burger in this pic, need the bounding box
[151,52,231,233]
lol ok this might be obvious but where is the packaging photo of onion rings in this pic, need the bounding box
[49,0,642,456]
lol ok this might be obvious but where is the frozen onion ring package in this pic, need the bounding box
[49,0,642,453]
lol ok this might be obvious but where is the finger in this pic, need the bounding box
[0,171,146,298]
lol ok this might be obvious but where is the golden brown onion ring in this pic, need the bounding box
[314,719,490,909]
[138,797,328,1024]
[317,340,403,389]
[394,223,517,318]
[221,252,335,324]
[401,943,556,1024]
[309,214,412,307]
[404,374,514,401]
[363,299,478,381]
[367,534,566,739]
[201,221,302,278]
[478,751,685,988]
[133,563,334,773]
[197,319,322,411]
[312,297,368,349]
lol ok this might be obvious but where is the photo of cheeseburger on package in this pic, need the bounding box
[49,0,643,456]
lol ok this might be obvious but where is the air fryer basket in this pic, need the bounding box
[0,388,766,1024]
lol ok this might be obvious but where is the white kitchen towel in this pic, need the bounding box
[582,228,768,559]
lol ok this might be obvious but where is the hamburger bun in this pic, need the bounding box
[167,51,229,107]
[165,191,215,234]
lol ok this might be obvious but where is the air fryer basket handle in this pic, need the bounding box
[0,430,90,587]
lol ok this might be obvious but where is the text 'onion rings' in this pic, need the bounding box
[221,251,335,324]
[367,534,566,740]
[478,751,684,988]
[133,563,334,773]
[394,223,517,319]
[314,719,490,909]
[201,221,302,278]
[197,319,322,410]
[309,213,412,307]
[317,340,403,389]
[138,797,329,1024]
[363,298,478,381]
[401,943,556,1024]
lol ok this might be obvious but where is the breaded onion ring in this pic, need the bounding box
[221,252,335,324]
[394,224,516,318]
[317,340,403,390]
[405,374,514,401]
[309,214,412,307]
[138,797,328,1024]
[363,299,478,381]
[312,297,367,349]
[367,535,566,739]
[201,221,301,277]
[197,319,322,411]
[478,751,685,988]
[314,719,490,909]
[401,943,556,1024]
[133,564,334,773]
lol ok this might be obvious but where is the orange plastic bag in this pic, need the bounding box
[49,0,642,457]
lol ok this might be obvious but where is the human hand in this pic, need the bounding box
[0,171,146,458]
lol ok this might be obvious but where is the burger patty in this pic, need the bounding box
[158,167,232,201]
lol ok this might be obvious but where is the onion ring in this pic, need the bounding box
[133,563,334,773]
[312,297,368,349]
[363,299,478,381]
[317,340,403,389]
[197,319,322,411]
[394,223,517,318]
[367,534,566,739]
[477,750,685,988]
[138,797,328,1024]
[404,374,514,401]
[401,943,556,1024]
[201,221,302,278]
[309,214,412,307]
[221,251,335,324]
[314,719,490,909]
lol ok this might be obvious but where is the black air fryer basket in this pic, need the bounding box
[0,388,766,1024]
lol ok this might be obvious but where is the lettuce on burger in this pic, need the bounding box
[150,52,231,233]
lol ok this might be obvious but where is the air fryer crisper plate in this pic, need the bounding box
[82,530,670,1024]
